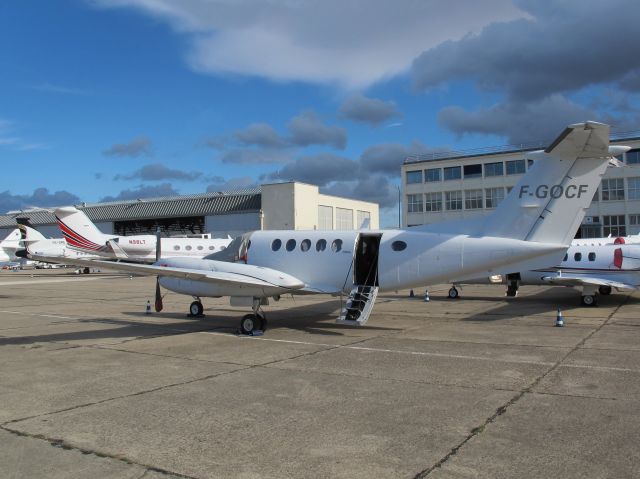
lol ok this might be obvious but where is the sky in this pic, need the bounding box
[1,0,640,226]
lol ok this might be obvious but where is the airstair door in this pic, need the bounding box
[337,233,382,326]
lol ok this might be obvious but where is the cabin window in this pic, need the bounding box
[173,245,180,251]
[286,239,296,251]
[588,252,596,261]
[316,239,327,251]
[197,245,203,251]
[209,246,215,250]
[563,253,568,261]
[247,240,251,250]
[301,239,311,252]
[574,252,582,261]
[331,239,343,252]
[220,245,226,250]
[391,240,407,251]
[186,245,192,251]
[271,239,282,251]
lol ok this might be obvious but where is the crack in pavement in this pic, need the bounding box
[413,295,629,479]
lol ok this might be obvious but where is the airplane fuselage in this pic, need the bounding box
[157,229,563,299]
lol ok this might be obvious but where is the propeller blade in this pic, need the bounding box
[155,227,161,262]
[154,277,163,312]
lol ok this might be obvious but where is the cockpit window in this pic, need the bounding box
[331,239,343,252]
[391,240,407,251]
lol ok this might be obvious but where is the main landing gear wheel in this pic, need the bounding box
[581,294,597,307]
[189,300,204,316]
[598,285,612,296]
[240,314,258,334]
[448,287,459,299]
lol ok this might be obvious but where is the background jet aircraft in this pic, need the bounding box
[31,122,624,333]
[55,206,232,262]
[0,228,21,263]
[450,241,640,306]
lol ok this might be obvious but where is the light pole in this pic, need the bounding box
[397,184,401,228]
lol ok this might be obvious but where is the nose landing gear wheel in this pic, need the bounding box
[581,294,597,307]
[448,287,459,299]
[189,300,204,316]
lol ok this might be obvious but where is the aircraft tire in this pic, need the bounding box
[189,301,204,316]
[581,295,597,307]
[598,286,612,296]
[240,314,257,334]
[448,287,459,299]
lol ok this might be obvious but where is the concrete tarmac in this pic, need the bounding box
[1,269,639,478]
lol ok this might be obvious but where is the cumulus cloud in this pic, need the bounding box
[287,111,347,149]
[322,176,399,209]
[0,188,81,214]
[438,95,598,144]
[114,163,202,181]
[263,153,357,186]
[412,0,640,101]
[100,183,179,202]
[103,136,152,157]
[234,123,287,148]
[339,94,402,126]
[359,141,445,175]
[219,148,294,165]
[93,0,524,88]
[206,176,256,192]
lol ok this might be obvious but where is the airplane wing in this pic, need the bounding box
[29,254,305,291]
[541,274,636,290]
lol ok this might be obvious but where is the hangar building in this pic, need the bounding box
[0,182,379,239]
[401,132,640,238]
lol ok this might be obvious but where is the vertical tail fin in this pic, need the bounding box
[54,206,108,252]
[481,122,628,245]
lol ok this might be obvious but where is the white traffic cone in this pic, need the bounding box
[555,307,564,327]
[146,300,151,315]
[424,291,430,302]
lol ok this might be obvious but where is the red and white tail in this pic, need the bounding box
[54,206,109,253]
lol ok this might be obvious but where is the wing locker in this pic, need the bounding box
[338,233,382,326]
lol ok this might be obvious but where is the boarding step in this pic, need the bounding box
[337,285,379,326]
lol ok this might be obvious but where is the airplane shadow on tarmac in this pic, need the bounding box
[448,287,635,322]
[0,299,399,346]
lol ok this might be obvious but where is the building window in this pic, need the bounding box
[579,225,602,238]
[425,168,441,182]
[485,187,505,208]
[592,189,599,202]
[443,166,462,181]
[406,170,422,184]
[484,162,503,177]
[603,215,626,236]
[626,149,640,164]
[445,191,463,210]
[463,164,482,179]
[629,214,640,234]
[356,210,370,229]
[601,178,624,201]
[424,192,442,212]
[318,205,333,230]
[628,178,640,200]
[465,189,483,209]
[506,159,525,175]
[336,208,354,230]
[407,194,423,213]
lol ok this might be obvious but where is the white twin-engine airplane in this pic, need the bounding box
[31,122,627,334]
[54,206,232,262]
